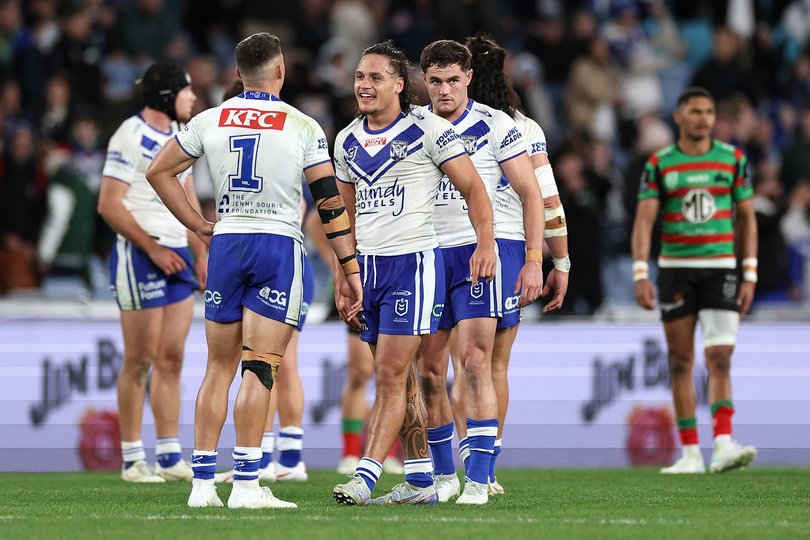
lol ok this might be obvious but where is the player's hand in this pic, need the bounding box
[148,245,187,275]
[469,242,497,285]
[635,279,656,310]
[194,256,208,291]
[194,220,215,247]
[339,273,363,321]
[737,280,755,318]
[515,261,543,307]
[541,268,569,313]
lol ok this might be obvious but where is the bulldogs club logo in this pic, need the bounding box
[390,140,408,161]
[461,135,478,155]
[78,408,122,471]
[626,406,676,466]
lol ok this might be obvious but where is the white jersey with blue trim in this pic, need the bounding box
[102,114,191,248]
[175,91,331,242]
[418,99,526,248]
[494,112,550,241]
[334,109,465,256]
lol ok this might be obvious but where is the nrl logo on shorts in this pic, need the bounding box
[470,282,484,299]
[395,298,409,316]
[461,135,478,155]
[390,140,408,161]
[346,145,358,162]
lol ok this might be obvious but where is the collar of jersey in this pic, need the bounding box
[237,90,281,101]
[674,139,716,157]
[136,113,173,135]
[363,112,406,135]
[427,98,473,126]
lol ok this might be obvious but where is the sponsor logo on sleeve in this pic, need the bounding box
[499,127,521,149]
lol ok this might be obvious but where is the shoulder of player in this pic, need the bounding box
[648,144,677,165]
[336,117,363,141]
[712,139,746,161]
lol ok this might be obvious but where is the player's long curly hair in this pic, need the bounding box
[465,32,523,119]
[361,40,418,114]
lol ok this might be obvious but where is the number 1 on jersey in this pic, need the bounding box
[228,134,263,192]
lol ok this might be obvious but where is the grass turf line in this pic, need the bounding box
[1,468,809,539]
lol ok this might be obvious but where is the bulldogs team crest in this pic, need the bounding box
[395,298,409,316]
[461,135,478,155]
[390,140,408,161]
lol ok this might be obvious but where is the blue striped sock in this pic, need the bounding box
[489,439,502,482]
[354,457,383,492]
[466,418,498,484]
[191,450,217,480]
[278,426,303,468]
[404,458,434,488]
[259,432,274,469]
[121,440,145,469]
[233,446,262,482]
[427,422,455,475]
[459,437,470,472]
[156,437,182,468]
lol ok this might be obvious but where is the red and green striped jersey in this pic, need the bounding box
[638,140,752,268]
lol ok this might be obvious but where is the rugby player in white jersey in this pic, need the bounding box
[98,62,204,484]
[450,33,570,495]
[331,40,497,506]
[146,33,362,509]
[415,40,545,505]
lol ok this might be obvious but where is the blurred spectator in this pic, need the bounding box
[0,124,47,292]
[786,54,810,111]
[751,161,791,302]
[690,26,757,105]
[780,182,810,301]
[602,0,664,119]
[52,0,102,109]
[112,0,171,61]
[565,36,620,141]
[553,142,604,315]
[37,142,94,285]
[39,72,72,142]
[780,106,810,193]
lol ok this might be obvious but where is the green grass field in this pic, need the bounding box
[2,468,809,540]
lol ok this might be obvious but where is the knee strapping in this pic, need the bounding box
[241,347,282,391]
[699,309,740,348]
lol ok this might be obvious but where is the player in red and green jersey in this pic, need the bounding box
[631,87,758,475]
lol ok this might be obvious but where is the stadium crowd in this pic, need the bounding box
[1,0,809,314]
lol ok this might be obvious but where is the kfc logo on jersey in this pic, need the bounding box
[364,136,387,148]
[219,108,287,130]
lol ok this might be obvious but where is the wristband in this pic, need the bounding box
[632,260,649,282]
[552,256,570,272]
[742,257,757,283]
[743,271,758,283]
[339,254,360,276]
[526,248,543,263]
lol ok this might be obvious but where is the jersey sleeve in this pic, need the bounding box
[732,148,753,202]
[333,129,353,184]
[521,117,548,156]
[638,155,661,201]
[423,115,466,167]
[491,111,526,164]
[302,119,332,171]
[102,126,137,184]
[174,114,204,158]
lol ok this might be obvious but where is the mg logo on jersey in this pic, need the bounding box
[390,140,408,161]
[470,282,484,299]
[461,135,478,155]
[205,290,222,305]
[259,287,287,306]
[395,298,409,316]
[682,189,716,224]
[218,108,287,130]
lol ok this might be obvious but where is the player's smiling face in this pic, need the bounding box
[424,63,471,122]
[354,54,404,118]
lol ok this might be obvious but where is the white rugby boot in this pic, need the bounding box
[371,482,438,505]
[227,481,297,509]
[258,463,277,483]
[336,456,360,475]
[274,461,307,482]
[155,459,193,481]
[121,460,166,483]
[434,473,461,502]
[333,475,372,506]
[709,436,757,473]
[488,477,504,496]
[456,477,488,505]
[187,479,224,508]
[660,445,706,474]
